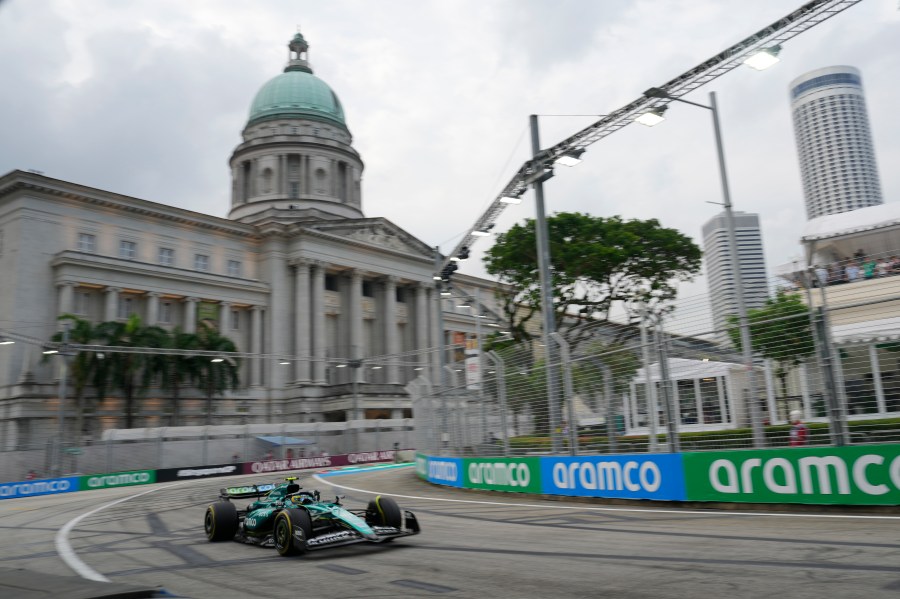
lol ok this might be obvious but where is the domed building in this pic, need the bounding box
[0,33,498,450]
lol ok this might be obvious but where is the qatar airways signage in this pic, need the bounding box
[243,450,398,474]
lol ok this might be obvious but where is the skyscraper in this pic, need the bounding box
[702,211,769,341]
[790,65,883,220]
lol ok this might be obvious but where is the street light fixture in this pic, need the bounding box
[554,148,586,167]
[635,106,667,127]
[638,86,764,449]
[743,44,781,71]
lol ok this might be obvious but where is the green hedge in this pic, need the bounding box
[508,417,900,453]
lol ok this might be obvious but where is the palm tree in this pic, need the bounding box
[95,314,169,429]
[194,323,240,425]
[154,328,201,426]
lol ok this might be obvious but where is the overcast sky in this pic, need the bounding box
[1,0,897,334]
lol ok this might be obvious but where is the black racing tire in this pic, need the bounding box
[273,508,312,557]
[205,501,238,542]
[366,495,402,528]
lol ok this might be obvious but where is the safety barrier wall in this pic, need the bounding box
[0,449,404,501]
[415,444,900,506]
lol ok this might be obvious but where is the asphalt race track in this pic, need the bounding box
[0,465,898,598]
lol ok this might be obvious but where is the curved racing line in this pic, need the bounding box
[53,464,899,582]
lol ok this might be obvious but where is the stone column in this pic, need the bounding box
[146,292,161,326]
[348,269,363,361]
[234,163,244,205]
[57,281,75,317]
[183,297,198,333]
[311,262,327,384]
[383,276,400,384]
[416,283,430,373]
[219,301,231,334]
[251,305,263,387]
[279,154,286,195]
[293,260,311,383]
[430,284,443,385]
[104,287,121,321]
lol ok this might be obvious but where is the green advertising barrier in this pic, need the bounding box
[683,444,900,505]
[80,470,156,491]
[463,457,542,493]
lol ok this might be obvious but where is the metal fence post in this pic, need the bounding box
[550,332,578,456]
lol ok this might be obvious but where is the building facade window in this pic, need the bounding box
[74,291,91,316]
[160,301,173,324]
[117,296,134,319]
[119,240,137,260]
[231,309,240,330]
[194,254,209,272]
[227,259,242,277]
[78,233,96,253]
[158,247,175,266]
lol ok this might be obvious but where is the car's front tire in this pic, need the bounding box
[205,501,238,542]
[273,508,312,556]
[366,495,402,528]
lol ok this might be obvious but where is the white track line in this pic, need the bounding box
[55,482,191,582]
[314,469,900,521]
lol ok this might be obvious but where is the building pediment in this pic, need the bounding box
[301,218,435,260]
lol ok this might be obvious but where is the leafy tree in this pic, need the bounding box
[194,324,240,425]
[484,212,701,347]
[95,314,169,429]
[727,291,815,418]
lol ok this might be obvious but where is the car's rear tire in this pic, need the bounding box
[274,508,312,556]
[205,501,238,542]
[366,495,402,528]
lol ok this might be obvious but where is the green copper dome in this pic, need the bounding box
[248,70,346,128]
[247,34,347,129]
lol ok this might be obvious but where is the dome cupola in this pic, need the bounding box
[229,32,364,224]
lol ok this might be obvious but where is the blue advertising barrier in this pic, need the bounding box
[540,454,687,500]
[0,476,81,500]
[416,455,464,487]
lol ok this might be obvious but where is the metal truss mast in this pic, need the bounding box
[437,0,863,274]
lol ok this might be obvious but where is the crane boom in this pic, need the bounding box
[438,0,863,274]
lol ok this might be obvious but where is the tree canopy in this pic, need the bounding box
[483,212,701,342]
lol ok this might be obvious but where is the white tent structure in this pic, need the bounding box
[624,358,760,434]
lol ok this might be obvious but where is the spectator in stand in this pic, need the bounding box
[876,257,891,277]
[845,261,861,283]
[814,265,828,287]
[25,469,37,480]
[891,256,900,274]
[862,257,878,280]
[854,248,865,261]
[263,449,274,461]
[789,410,809,447]
[827,263,844,285]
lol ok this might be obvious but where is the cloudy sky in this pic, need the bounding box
[1,0,897,333]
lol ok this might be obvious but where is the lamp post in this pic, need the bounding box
[49,322,75,475]
[529,114,563,453]
[639,89,764,448]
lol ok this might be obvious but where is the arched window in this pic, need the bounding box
[262,168,274,194]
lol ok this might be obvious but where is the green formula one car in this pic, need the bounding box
[204,477,421,556]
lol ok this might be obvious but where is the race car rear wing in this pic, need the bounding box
[219,483,276,500]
